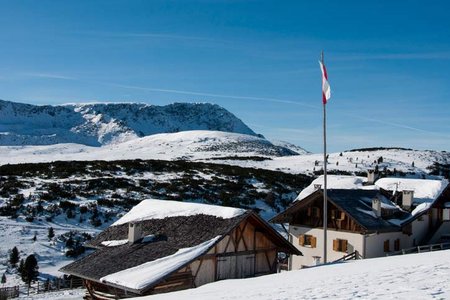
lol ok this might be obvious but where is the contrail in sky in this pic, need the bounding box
[97,81,318,109]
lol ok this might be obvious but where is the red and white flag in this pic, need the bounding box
[319,60,331,104]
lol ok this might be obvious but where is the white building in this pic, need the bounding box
[271,175,450,269]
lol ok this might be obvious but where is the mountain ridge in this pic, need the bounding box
[0,99,259,146]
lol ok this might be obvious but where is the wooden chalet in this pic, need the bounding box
[60,199,300,299]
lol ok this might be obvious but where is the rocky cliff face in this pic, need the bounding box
[0,100,258,146]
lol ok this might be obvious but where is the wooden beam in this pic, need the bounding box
[235,220,250,251]
[201,248,277,260]
[264,250,271,271]
[193,258,204,287]
[223,234,233,253]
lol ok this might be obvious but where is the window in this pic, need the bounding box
[331,210,345,220]
[384,240,390,252]
[443,209,450,221]
[299,234,317,248]
[394,239,400,251]
[307,207,321,218]
[333,239,348,252]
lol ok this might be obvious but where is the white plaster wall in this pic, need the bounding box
[429,221,450,244]
[289,226,364,269]
[364,231,412,258]
[411,214,430,244]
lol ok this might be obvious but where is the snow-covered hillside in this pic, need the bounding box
[0,135,447,177]
[0,100,258,146]
[144,250,450,300]
[0,130,300,165]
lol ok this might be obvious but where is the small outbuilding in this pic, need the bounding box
[61,199,300,299]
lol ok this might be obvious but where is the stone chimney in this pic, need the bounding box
[372,198,381,218]
[402,190,414,210]
[128,222,142,244]
[367,170,377,185]
[314,184,322,191]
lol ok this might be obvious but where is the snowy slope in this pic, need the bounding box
[0,100,258,146]
[217,147,449,176]
[17,249,450,299]
[138,250,450,300]
[0,216,102,288]
[0,130,300,164]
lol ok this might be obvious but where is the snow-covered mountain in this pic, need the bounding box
[0,100,259,146]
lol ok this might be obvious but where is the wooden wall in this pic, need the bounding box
[187,217,278,289]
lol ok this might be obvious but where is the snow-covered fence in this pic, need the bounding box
[0,286,20,299]
[16,277,84,297]
[386,242,450,257]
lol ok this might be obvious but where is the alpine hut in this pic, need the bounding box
[60,199,300,299]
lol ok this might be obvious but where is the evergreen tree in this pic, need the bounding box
[48,227,55,240]
[21,255,39,286]
[32,233,37,242]
[18,259,24,274]
[1,273,6,284]
[9,247,19,267]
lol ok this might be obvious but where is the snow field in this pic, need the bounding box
[142,250,450,300]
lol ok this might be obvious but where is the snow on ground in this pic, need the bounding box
[138,250,450,300]
[100,236,221,291]
[0,217,102,288]
[0,131,447,177]
[20,250,450,300]
[17,288,85,299]
[112,199,246,226]
[0,131,292,165]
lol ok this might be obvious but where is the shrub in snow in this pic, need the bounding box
[1,273,6,284]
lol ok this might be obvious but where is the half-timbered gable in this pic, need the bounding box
[61,199,299,299]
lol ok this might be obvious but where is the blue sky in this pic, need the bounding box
[0,0,449,153]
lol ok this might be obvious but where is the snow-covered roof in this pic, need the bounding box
[61,200,300,294]
[296,175,375,201]
[100,236,220,291]
[375,178,448,205]
[112,199,247,226]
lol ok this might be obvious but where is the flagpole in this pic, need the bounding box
[321,51,328,264]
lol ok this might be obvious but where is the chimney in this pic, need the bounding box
[314,184,322,191]
[367,170,377,185]
[402,190,414,210]
[128,222,142,244]
[372,198,381,218]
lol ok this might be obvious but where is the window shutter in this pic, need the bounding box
[341,239,348,252]
[333,239,339,251]
[299,234,305,246]
[311,236,317,248]
[384,240,390,252]
[340,211,345,220]
[394,239,400,251]
[331,209,336,219]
